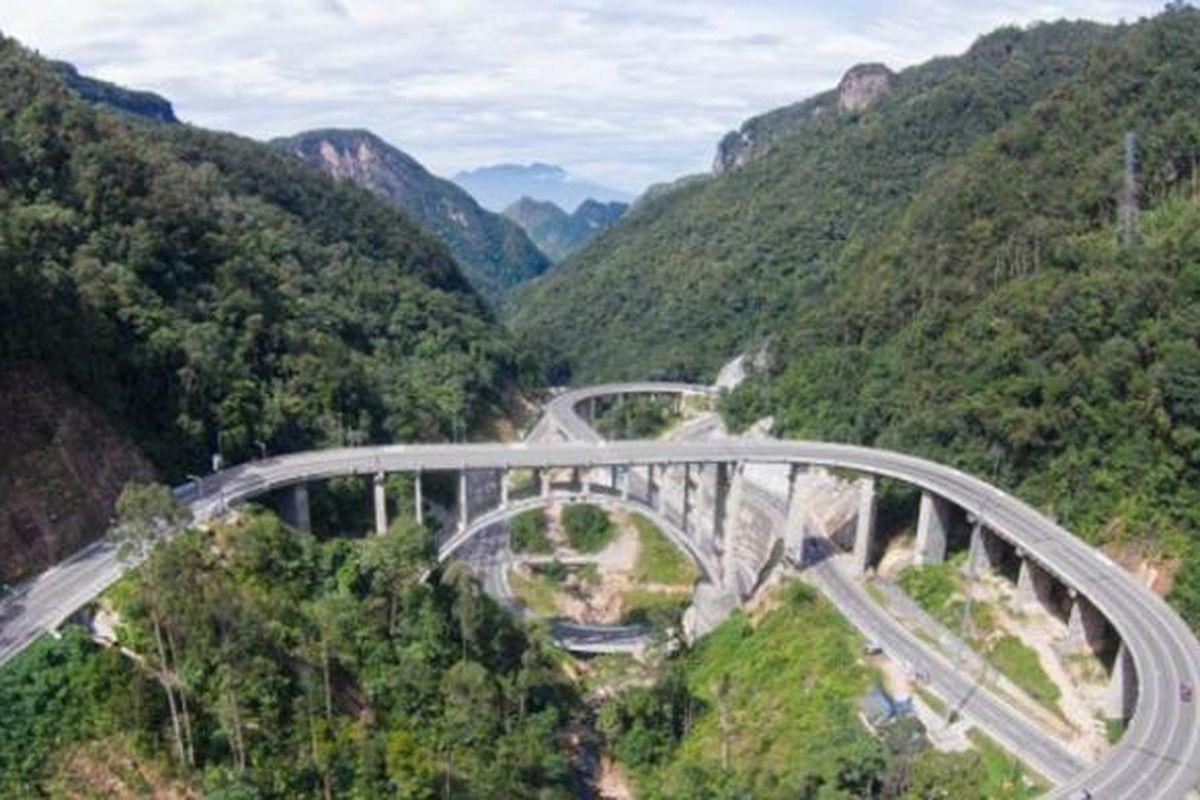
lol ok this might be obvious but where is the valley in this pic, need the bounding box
[4,5,1200,800]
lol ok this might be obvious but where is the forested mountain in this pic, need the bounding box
[273,129,550,301]
[511,9,1200,625]
[0,36,513,581]
[504,196,627,261]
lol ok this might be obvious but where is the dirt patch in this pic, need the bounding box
[595,755,635,800]
[1102,539,1179,596]
[47,735,198,799]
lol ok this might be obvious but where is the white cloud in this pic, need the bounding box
[0,0,1165,192]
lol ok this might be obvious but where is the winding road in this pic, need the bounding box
[0,383,1198,798]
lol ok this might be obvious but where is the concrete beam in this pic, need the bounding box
[373,472,387,536]
[851,477,877,574]
[280,483,311,533]
[1105,641,1137,721]
[915,491,953,566]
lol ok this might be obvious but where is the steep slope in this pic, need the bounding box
[0,37,513,580]
[504,196,627,261]
[273,129,550,301]
[515,9,1200,627]
[510,19,1116,380]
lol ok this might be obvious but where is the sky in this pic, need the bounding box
[0,0,1168,194]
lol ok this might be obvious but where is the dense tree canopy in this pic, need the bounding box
[0,34,514,482]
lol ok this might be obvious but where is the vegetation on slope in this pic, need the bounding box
[516,8,1200,630]
[511,18,1117,380]
[0,34,513,490]
[561,504,615,553]
[274,129,551,302]
[1,509,580,798]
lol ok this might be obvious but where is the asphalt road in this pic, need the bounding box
[1,382,1198,798]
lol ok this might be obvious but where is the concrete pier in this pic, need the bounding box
[413,472,424,525]
[965,522,1001,574]
[1066,594,1110,655]
[280,483,311,533]
[1015,557,1057,615]
[458,470,468,531]
[1105,642,1137,720]
[373,472,387,535]
[915,491,953,566]
[852,477,877,573]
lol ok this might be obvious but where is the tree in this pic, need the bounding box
[110,481,190,562]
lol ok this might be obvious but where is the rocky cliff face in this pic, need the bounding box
[274,129,550,300]
[0,366,154,584]
[503,196,627,262]
[713,63,894,174]
[836,63,895,112]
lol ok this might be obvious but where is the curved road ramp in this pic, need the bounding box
[0,382,1197,799]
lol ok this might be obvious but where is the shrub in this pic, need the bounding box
[510,509,551,554]
[561,504,614,553]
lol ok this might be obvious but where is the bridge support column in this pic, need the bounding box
[373,472,387,535]
[1105,641,1137,721]
[647,464,657,508]
[682,464,691,533]
[280,483,311,533]
[1065,594,1109,655]
[965,522,998,574]
[785,464,810,566]
[1015,557,1055,614]
[500,469,509,507]
[851,477,877,574]
[458,470,468,532]
[620,466,631,501]
[915,491,952,566]
[540,468,550,498]
[414,471,424,525]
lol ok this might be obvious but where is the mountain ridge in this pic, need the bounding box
[272,128,551,301]
[503,195,627,261]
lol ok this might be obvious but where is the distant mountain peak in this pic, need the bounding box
[274,129,549,300]
[454,163,631,213]
[503,195,627,262]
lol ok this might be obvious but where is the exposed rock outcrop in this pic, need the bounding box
[273,129,550,300]
[713,63,894,174]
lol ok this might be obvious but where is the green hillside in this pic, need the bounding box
[511,9,1200,625]
[510,18,1118,380]
[0,34,513,482]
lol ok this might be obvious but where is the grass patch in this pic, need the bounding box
[561,504,615,553]
[1105,716,1127,744]
[913,685,947,718]
[897,563,958,628]
[985,635,1061,710]
[631,514,697,586]
[967,728,1048,798]
[509,508,551,554]
[508,567,558,617]
[604,582,878,795]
